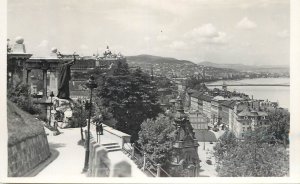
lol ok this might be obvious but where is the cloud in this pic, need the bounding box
[37,40,49,48]
[236,17,257,29]
[277,29,289,38]
[144,36,151,42]
[80,44,89,50]
[168,41,186,49]
[184,24,228,44]
[185,23,218,38]
[157,34,169,41]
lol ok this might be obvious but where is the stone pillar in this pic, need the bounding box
[25,69,31,84]
[94,147,110,177]
[49,70,58,95]
[131,143,135,160]
[111,160,132,177]
[42,69,47,100]
[156,163,161,177]
[142,152,146,171]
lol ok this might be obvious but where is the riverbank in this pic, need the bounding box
[206,78,290,109]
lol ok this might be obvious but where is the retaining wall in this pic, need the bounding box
[90,123,131,148]
[8,133,50,177]
[7,101,51,177]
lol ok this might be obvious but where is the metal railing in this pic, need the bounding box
[121,142,172,177]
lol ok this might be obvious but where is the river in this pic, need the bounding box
[206,78,290,109]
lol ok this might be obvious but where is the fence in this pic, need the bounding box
[122,142,172,177]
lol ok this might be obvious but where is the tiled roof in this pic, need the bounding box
[199,94,213,102]
[238,107,268,117]
[221,100,236,108]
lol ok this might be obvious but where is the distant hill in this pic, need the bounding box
[198,61,289,72]
[126,54,195,65]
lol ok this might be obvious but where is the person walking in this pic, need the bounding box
[96,122,101,143]
[99,123,103,135]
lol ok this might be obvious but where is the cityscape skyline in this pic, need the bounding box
[8,0,289,66]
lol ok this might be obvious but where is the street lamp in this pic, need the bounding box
[78,99,84,141]
[82,75,97,173]
[49,91,54,126]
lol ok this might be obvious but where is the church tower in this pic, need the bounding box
[171,97,200,177]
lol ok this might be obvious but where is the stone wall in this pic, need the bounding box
[90,123,131,148]
[8,133,50,177]
[7,101,51,177]
[86,134,132,177]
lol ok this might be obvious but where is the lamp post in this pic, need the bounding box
[49,91,54,126]
[82,75,97,173]
[78,99,84,141]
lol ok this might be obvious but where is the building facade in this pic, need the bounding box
[230,102,269,139]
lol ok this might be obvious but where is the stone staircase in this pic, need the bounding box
[101,142,121,152]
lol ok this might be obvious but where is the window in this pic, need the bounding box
[242,127,245,132]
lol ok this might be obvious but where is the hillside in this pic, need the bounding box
[126,54,195,65]
[198,61,289,72]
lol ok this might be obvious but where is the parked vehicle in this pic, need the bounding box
[212,127,219,132]
[206,160,212,165]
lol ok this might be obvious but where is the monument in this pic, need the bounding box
[57,53,76,99]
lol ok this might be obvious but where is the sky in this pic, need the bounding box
[7,0,290,66]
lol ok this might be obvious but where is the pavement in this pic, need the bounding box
[35,128,87,179]
[35,126,146,178]
[197,129,225,177]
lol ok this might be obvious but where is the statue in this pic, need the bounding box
[57,53,76,99]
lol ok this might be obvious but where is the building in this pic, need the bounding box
[190,91,202,111]
[188,111,209,130]
[202,94,213,124]
[210,96,226,125]
[230,102,269,139]
[220,100,237,129]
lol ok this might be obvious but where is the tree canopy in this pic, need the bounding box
[138,114,176,169]
[213,128,289,177]
[95,61,163,141]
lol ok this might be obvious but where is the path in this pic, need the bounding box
[35,127,146,178]
[35,128,86,179]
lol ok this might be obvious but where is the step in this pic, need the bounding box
[101,142,119,146]
[104,145,120,149]
[107,147,122,152]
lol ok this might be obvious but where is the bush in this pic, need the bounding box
[7,83,41,115]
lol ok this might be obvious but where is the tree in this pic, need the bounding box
[213,130,238,162]
[266,108,290,147]
[7,83,40,115]
[214,128,289,177]
[70,100,89,128]
[138,114,176,169]
[96,61,163,141]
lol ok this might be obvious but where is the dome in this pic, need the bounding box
[15,36,24,44]
[51,47,58,53]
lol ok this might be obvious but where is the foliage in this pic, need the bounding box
[7,83,40,115]
[138,114,176,169]
[213,130,238,162]
[95,61,163,141]
[69,101,89,128]
[266,108,290,146]
[186,76,209,91]
[213,128,289,177]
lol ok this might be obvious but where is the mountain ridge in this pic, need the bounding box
[126,54,289,70]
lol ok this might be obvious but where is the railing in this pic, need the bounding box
[121,142,172,177]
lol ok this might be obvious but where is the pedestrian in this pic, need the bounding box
[99,123,103,135]
[96,121,101,143]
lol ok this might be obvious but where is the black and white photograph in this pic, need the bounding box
[1,0,300,183]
